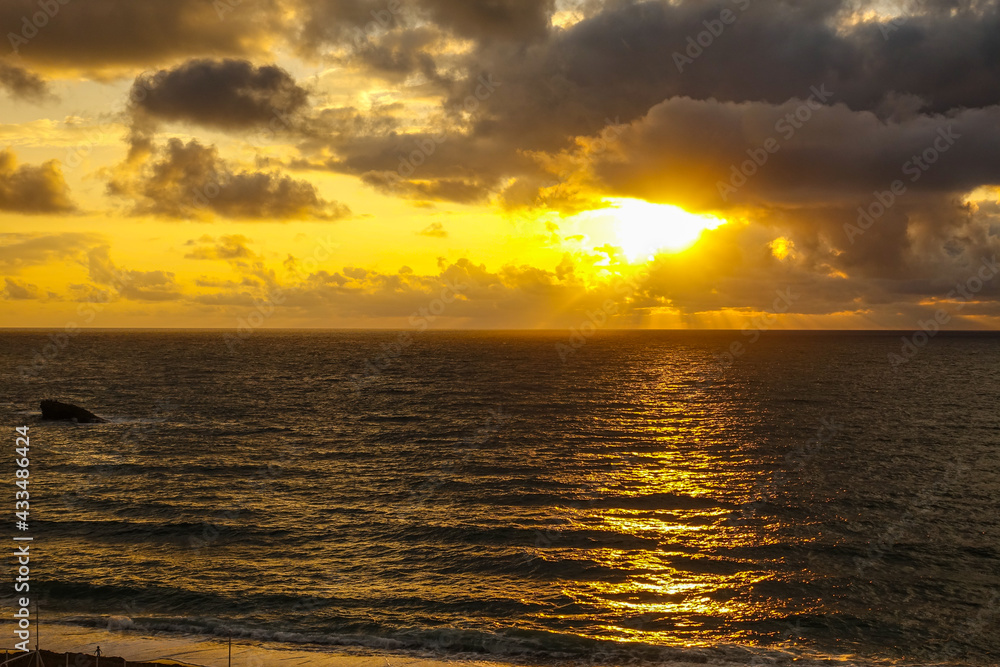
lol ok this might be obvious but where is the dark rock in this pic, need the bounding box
[40,399,107,423]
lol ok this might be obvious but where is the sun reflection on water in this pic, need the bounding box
[521,368,802,649]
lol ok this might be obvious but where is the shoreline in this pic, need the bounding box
[0,623,537,667]
[0,648,201,666]
[0,620,789,667]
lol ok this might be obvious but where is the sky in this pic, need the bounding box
[2,0,1000,329]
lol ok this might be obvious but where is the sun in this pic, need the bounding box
[606,198,726,261]
[556,197,729,264]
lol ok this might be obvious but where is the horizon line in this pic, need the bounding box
[2,327,1000,333]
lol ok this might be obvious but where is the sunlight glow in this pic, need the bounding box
[769,237,793,260]
[604,198,726,261]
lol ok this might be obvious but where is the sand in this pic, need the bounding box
[0,623,518,667]
[0,622,742,667]
[0,648,198,666]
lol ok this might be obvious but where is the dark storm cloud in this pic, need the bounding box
[416,0,556,41]
[0,61,49,101]
[108,139,349,222]
[349,27,448,82]
[2,0,278,71]
[588,97,1000,211]
[293,97,520,203]
[128,59,310,132]
[746,199,1000,293]
[294,0,402,51]
[0,150,75,214]
[451,0,1000,160]
[306,0,1000,227]
[294,0,555,51]
[287,1,1000,208]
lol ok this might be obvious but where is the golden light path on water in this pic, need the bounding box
[525,370,816,650]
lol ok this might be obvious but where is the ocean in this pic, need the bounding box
[1,330,998,666]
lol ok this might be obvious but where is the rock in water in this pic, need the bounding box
[40,399,107,423]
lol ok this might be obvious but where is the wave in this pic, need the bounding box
[34,519,291,544]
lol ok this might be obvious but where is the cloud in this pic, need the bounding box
[228,249,932,328]
[86,246,182,302]
[516,92,1000,296]
[128,59,310,138]
[17,235,1000,327]
[0,233,104,273]
[0,61,50,101]
[184,234,258,260]
[0,150,75,213]
[463,0,1000,148]
[294,0,406,51]
[0,234,187,304]
[418,222,448,237]
[416,0,556,42]
[108,139,350,221]
[561,97,1000,211]
[9,0,1000,326]
[360,171,493,203]
[208,256,590,327]
[347,26,450,83]
[1,0,279,74]
[2,277,42,300]
[293,0,555,52]
[291,0,1000,209]
[285,0,1000,296]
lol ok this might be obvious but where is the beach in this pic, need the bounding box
[1,622,739,667]
[0,623,511,667]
